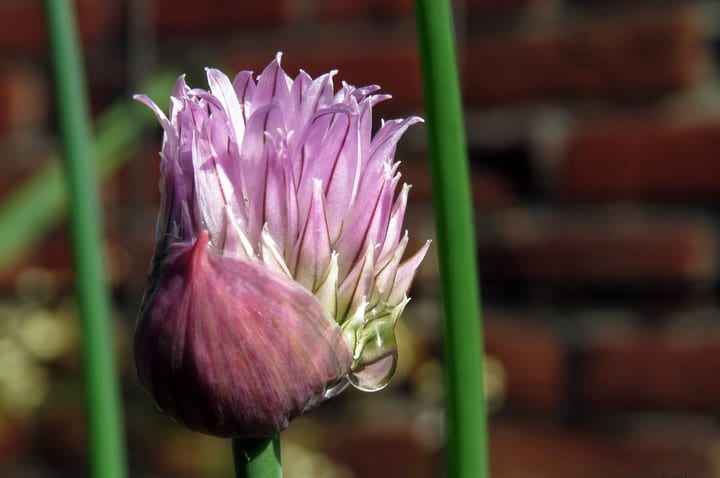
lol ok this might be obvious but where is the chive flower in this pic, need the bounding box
[133,53,429,438]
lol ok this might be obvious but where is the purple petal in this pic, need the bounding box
[372,233,409,307]
[289,69,336,135]
[378,183,410,262]
[261,225,292,278]
[262,138,291,252]
[387,240,430,306]
[334,169,396,278]
[369,116,423,165]
[338,243,375,321]
[206,67,246,143]
[252,52,292,115]
[222,206,254,259]
[240,103,286,243]
[292,180,332,291]
[134,94,178,151]
[293,106,356,238]
[190,127,228,244]
[169,74,189,120]
[233,70,256,122]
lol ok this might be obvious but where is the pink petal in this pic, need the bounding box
[206,67,246,143]
[387,240,430,306]
[378,183,410,262]
[369,116,423,165]
[134,94,177,151]
[372,233,409,307]
[289,69,336,136]
[190,127,228,244]
[334,169,396,278]
[292,180,332,291]
[338,243,375,321]
[232,70,256,123]
[169,74,189,120]
[240,103,285,243]
[252,52,292,115]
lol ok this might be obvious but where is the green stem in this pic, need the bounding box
[232,436,282,478]
[42,2,128,478]
[413,1,489,478]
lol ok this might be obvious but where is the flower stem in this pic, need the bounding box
[43,1,128,478]
[413,1,489,478]
[232,436,282,478]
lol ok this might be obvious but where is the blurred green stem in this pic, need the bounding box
[232,436,282,478]
[43,1,128,477]
[413,1,489,477]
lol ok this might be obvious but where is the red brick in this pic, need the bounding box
[305,419,439,478]
[0,0,120,54]
[466,0,552,15]
[485,317,566,411]
[316,0,550,19]
[155,0,289,35]
[316,0,413,21]
[582,322,720,412]
[477,212,716,285]
[401,153,518,208]
[560,116,720,202]
[464,9,706,106]
[0,64,47,132]
[491,421,717,478]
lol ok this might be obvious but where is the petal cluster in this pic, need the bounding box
[134,53,428,437]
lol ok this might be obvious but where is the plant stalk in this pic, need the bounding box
[43,1,128,477]
[232,436,282,478]
[413,0,489,477]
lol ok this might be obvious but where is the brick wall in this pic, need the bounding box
[3,0,720,477]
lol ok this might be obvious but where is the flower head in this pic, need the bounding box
[134,53,429,437]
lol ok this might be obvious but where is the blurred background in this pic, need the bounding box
[1,0,720,476]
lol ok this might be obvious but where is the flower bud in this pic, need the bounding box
[134,53,428,437]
